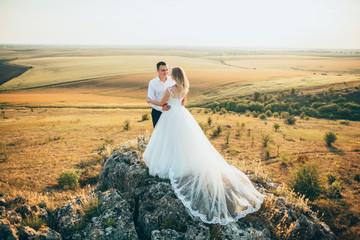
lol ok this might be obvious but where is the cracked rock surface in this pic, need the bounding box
[0,150,336,240]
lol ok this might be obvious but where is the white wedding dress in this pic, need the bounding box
[143,86,265,225]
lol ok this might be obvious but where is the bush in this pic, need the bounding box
[284,115,296,125]
[288,162,323,201]
[324,132,337,147]
[280,111,290,119]
[265,110,273,117]
[123,119,131,131]
[207,116,212,126]
[212,125,223,137]
[58,169,81,190]
[300,112,307,119]
[273,123,280,132]
[326,172,338,184]
[339,120,350,125]
[264,147,271,159]
[273,112,279,118]
[327,180,342,199]
[259,113,266,120]
[235,103,248,113]
[21,215,46,231]
[262,133,271,148]
[141,113,149,121]
[219,107,227,115]
[225,130,231,144]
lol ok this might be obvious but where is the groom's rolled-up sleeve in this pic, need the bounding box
[147,81,163,112]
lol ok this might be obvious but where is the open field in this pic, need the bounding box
[0,106,359,238]
[1,47,360,107]
[0,47,360,238]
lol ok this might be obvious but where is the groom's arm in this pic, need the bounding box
[147,81,163,112]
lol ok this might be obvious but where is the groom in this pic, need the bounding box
[147,61,176,128]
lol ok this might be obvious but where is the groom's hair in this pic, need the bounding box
[156,61,167,70]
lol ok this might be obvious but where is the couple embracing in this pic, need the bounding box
[143,61,264,225]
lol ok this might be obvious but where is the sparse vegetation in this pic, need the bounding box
[212,125,222,137]
[123,119,131,131]
[288,162,323,201]
[141,113,149,121]
[21,215,46,231]
[57,169,81,190]
[324,132,337,147]
[273,123,280,132]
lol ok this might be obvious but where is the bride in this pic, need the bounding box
[143,67,265,225]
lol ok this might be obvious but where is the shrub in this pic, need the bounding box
[262,133,271,148]
[265,110,273,117]
[235,103,248,113]
[327,180,342,199]
[324,132,337,147]
[21,215,46,231]
[284,115,296,125]
[273,112,279,118]
[57,169,81,190]
[123,120,131,131]
[245,110,251,117]
[220,107,227,115]
[225,130,231,145]
[259,113,266,120]
[264,147,271,159]
[141,113,149,121]
[280,111,290,119]
[273,123,280,132]
[207,116,212,126]
[326,172,337,184]
[212,125,223,137]
[300,112,307,119]
[288,162,323,201]
[339,120,350,125]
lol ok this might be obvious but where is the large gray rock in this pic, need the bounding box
[0,219,18,240]
[53,189,137,240]
[1,150,337,240]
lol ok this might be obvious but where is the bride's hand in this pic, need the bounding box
[146,97,151,103]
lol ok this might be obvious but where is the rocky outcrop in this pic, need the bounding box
[0,150,337,240]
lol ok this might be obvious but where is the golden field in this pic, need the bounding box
[0,47,360,238]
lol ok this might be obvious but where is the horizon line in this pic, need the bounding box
[1,43,360,52]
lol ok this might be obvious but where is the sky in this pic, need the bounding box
[1,0,360,49]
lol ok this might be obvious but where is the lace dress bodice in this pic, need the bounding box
[167,86,185,107]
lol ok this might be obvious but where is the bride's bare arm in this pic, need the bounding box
[181,94,188,106]
[147,90,170,106]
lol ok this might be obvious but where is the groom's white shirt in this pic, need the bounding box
[147,76,176,112]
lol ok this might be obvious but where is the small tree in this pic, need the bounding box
[324,132,337,147]
[273,123,280,132]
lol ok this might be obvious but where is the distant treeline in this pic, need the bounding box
[201,85,360,121]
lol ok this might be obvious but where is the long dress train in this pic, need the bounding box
[143,87,265,225]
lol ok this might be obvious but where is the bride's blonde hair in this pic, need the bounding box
[171,67,189,95]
